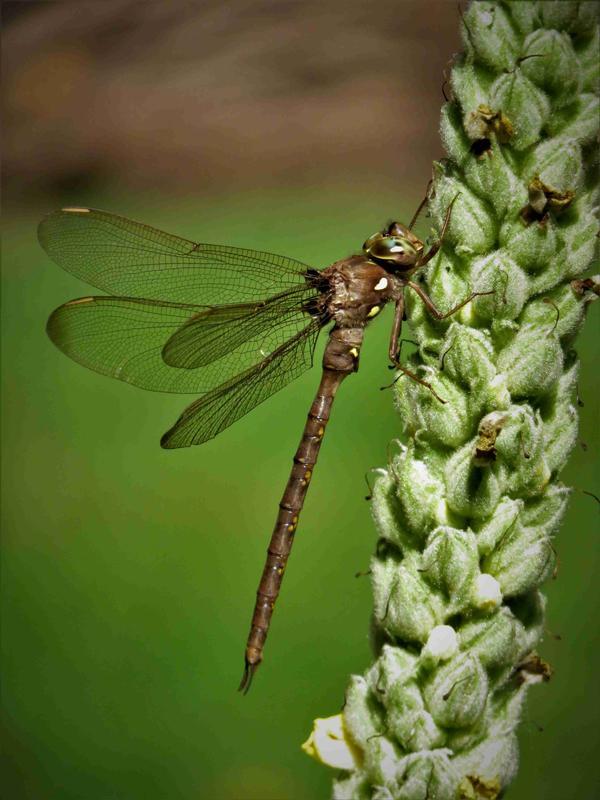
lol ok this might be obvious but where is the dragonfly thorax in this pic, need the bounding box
[323,255,396,328]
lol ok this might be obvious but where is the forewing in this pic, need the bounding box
[161,319,322,448]
[39,207,312,305]
[47,289,321,394]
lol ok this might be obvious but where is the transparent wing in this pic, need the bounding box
[39,207,313,305]
[161,319,322,448]
[47,286,322,394]
[161,288,317,369]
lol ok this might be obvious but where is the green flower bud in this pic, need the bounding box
[453,734,518,791]
[497,323,564,398]
[523,136,583,193]
[489,71,550,150]
[440,103,471,166]
[385,681,446,751]
[362,735,404,790]
[372,554,444,643]
[571,3,600,37]
[473,496,523,556]
[403,295,445,355]
[429,166,497,255]
[492,406,551,498]
[578,26,600,92]
[374,644,420,693]
[440,324,496,390]
[420,250,472,327]
[446,338,491,390]
[445,442,503,519]
[394,368,471,448]
[546,93,600,145]
[371,787,393,800]
[560,203,600,279]
[458,608,524,671]
[462,2,519,72]
[537,0,579,31]
[490,683,530,735]
[371,470,416,551]
[519,484,570,538]
[543,363,579,474]
[480,408,520,467]
[390,443,446,540]
[343,675,383,750]
[526,254,569,296]
[424,655,488,728]
[510,591,546,653]
[521,283,597,343]
[333,774,370,800]
[505,0,538,36]
[451,62,492,122]
[498,215,558,271]
[443,712,489,757]
[395,752,457,800]
[463,144,524,218]
[482,520,555,597]
[470,250,529,321]
[421,527,479,612]
[521,30,580,103]
[481,372,512,412]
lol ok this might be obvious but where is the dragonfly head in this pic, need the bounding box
[362,222,424,271]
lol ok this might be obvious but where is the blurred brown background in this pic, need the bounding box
[4,0,459,202]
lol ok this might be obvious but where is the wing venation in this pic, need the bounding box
[161,319,322,448]
[47,289,322,396]
[39,208,313,305]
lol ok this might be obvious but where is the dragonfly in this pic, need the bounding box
[40,200,487,692]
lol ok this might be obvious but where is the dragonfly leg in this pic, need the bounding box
[406,281,494,320]
[385,292,445,403]
[384,361,447,404]
[408,178,433,230]
[387,294,405,364]
[415,193,460,268]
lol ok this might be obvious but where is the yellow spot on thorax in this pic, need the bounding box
[349,347,359,358]
[367,305,381,318]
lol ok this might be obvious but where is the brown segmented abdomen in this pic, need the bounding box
[239,326,364,692]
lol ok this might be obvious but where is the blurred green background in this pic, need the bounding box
[3,3,599,799]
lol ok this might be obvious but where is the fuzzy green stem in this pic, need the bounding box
[303,2,599,798]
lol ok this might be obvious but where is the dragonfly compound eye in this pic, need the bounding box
[363,233,418,269]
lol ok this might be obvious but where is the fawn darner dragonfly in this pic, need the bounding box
[40,201,485,692]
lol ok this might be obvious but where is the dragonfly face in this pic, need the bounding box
[362,222,425,271]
